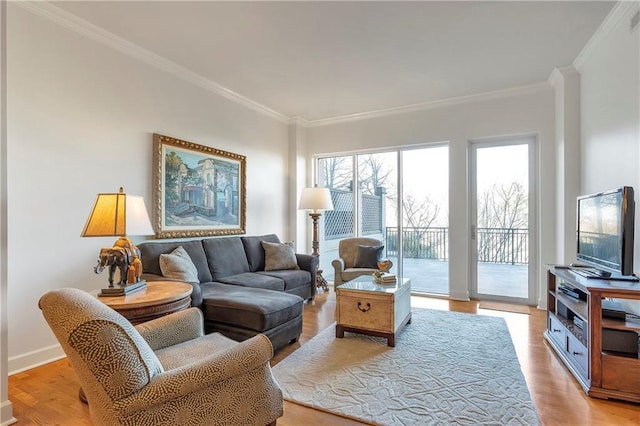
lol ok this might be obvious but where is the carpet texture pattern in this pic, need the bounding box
[272,308,538,425]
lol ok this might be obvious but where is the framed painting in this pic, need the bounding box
[153,133,246,238]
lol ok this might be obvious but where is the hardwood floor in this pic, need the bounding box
[9,291,640,425]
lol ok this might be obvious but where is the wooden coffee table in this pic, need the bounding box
[335,276,411,347]
[93,281,193,325]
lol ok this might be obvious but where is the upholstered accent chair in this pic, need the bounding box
[39,288,283,426]
[332,237,384,287]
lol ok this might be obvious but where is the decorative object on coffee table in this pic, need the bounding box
[373,270,396,284]
[298,185,334,292]
[82,187,154,296]
[377,258,393,272]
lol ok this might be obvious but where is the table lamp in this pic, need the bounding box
[81,187,154,296]
[298,186,334,291]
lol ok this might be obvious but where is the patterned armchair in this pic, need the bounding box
[332,237,383,287]
[39,288,283,426]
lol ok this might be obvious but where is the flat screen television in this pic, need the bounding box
[575,186,636,279]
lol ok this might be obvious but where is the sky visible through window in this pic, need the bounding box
[477,144,528,195]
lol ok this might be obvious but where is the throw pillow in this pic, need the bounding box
[353,245,384,268]
[262,241,300,271]
[159,246,200,283]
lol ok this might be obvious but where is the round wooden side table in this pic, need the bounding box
[93,281,193,325]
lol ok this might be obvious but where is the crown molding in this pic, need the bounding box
[13,1,566,129]
[14,1,290,123]
[574,1,640,70]
[548,65,579,88]
[305,82,551,127]
[288,116,311,127]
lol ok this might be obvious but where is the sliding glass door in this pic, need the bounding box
[318,153,397,279]
[317,145,449,295]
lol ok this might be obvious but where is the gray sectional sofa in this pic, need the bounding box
[138,234,318,351]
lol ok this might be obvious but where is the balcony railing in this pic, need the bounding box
[385,227,528,265]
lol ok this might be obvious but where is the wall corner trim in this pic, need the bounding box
[289,116,310,127]
[574,1,640,70]
[548,65,579,88]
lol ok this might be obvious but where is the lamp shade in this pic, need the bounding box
[81,188,154,237]
[298,187,334,212]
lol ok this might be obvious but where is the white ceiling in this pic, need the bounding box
[51,1,614,122]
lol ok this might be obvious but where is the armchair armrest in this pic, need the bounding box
[115,334,275,416]
[332,258,346,286]
[332,257,345,272]
[135,307,204,351]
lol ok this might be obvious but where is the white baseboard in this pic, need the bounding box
[0,400,16,426]
[8,344,65,376]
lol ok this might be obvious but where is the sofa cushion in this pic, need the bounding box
[217,272,285,292]
[139,240,212,283]
[259,270,311,293]
[241,234,280,272]
[262,241,300,271]
[201,283,303,332]
[202,237,250,280]
[353,245,384,268]
[159,246,199,283]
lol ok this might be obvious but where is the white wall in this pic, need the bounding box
[578,4,639,204]
[307,87,556,305]
[6,5,289,372]
[575,2,639,309]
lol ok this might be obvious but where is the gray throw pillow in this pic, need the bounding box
[353,245,384,268]
[159,246,200,283]
[262,241,300,271]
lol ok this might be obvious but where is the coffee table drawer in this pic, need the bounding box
[338,295,392,332]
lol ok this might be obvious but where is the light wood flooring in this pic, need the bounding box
[9,291,640,425]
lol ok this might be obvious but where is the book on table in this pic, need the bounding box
[375,272,397,283]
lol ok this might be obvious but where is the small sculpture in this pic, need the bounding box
[94,237,147,287]
[377,259,393,273]
[94,246,131,288]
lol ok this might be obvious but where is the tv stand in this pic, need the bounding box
[545,266,640,403]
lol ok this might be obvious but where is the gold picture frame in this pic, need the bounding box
[153,133,246,238]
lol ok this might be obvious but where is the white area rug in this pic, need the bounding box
[272,308,538,425]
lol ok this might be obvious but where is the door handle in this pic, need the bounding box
[471,224,477,240]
